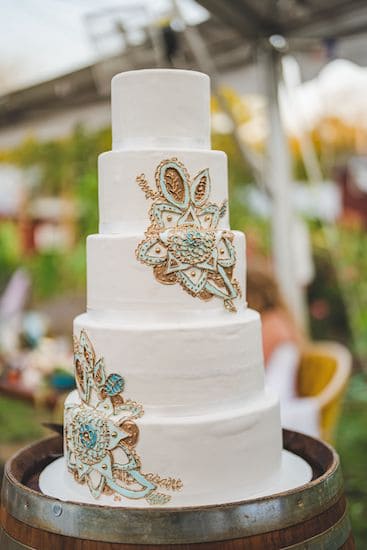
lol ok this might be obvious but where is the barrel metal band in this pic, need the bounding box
[0,528,35,550]
[2,455,344,545]
[0,512,352,550]
[283,511,351,549]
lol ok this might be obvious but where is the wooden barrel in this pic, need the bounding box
[0,430,354,549]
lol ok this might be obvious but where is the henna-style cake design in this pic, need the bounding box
[65,330,183,505]
[136,158,241,312]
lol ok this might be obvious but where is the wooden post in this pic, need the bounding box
[263,44,307,328]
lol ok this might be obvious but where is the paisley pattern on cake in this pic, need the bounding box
[65,330,183,504]
[136,158,241,312]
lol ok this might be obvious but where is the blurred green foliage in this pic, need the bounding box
[0,126,108,300]
[308,222,367,367]
[332,225,367,362]
[0,222,21,289]
[336,374,367,548]
[0,397,44,443]
[2,126,110,197]
[25,243,87,301]
[307,242,350,345]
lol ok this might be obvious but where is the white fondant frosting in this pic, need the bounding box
[74,308,264,415]
[98,150,229,234]
[111,70,210,151]
[86,231,246,313]
[57,68,284,508]
[62,388,282,506]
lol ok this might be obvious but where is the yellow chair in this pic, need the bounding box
[297,342,352,443]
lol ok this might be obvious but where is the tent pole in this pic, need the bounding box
[263,44,307,328]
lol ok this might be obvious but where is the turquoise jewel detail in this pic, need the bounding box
[104,373,124,396]
[73,409,111,466]
[67,330,183,504]
[136,158,241,311]
[79,423,98,449]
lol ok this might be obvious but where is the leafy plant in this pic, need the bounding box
[0,126,108,300]
[336,374,367,548]
[0,397,44,443]
[0,222,21,290]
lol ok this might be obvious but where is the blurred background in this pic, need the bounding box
[0,0,367,545]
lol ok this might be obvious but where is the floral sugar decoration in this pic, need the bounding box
[136,158,241,311]
[66,330,183,505]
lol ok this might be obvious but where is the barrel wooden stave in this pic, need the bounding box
[0,430,354,549]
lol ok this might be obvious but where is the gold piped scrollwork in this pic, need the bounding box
[136,158,241,312]
[65,330,182,505]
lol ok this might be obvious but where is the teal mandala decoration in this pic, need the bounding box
[66,330,183,504]
[136,158,241,312]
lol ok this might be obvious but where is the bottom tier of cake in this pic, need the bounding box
[63,389,282,507]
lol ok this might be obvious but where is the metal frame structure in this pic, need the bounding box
[197,0,367,325]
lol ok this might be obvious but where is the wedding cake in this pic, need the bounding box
[43,69,288,507]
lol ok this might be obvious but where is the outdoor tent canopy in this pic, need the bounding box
[196,0,367,41]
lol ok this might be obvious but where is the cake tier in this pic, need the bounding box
[111,70,210,151]
[98,150,229,234]
[64,388,282,506]
[74,308,263,414]
[87,230,246,313]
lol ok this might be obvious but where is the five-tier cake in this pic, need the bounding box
[40,69,308,508]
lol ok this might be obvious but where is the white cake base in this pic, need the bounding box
[39,450,312,508]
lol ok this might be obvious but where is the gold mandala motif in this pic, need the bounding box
[136,158,241,312]
[66,330,182,504]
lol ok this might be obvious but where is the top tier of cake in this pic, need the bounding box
[99,70,228,235]
[111,69,210,151]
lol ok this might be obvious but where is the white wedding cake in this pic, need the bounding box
[41,69,298,508]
